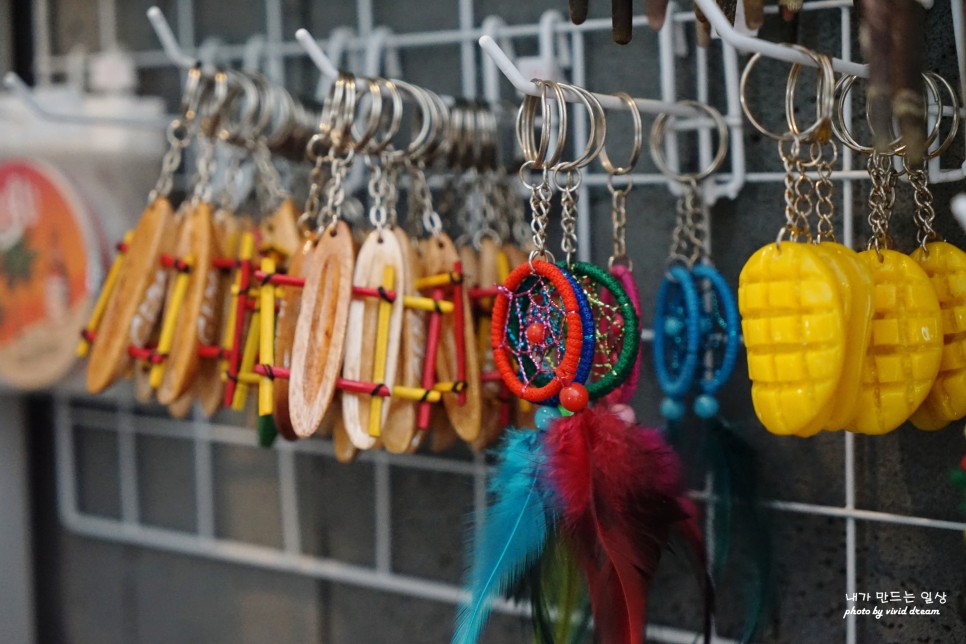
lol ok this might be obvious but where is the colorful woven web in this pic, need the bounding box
[500,274,571,392]
[692,264,740,396]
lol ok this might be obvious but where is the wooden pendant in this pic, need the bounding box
[273,235,316,440]
[420,233,482,442]
[381,228,425,454]
[196,211,240,417]
[331,399,359,464]
[472,238,509,450]
[156,202,216,405]
[259,198,302,260]
[167,390,195,419]
[342,229,406,450]
[289,220,354,438]
[87,198,176,393]
[429,407,459,453]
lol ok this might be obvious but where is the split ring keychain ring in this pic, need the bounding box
[492,79,596,407]
[598,91,643,177]
[832,73,947,156]
[649,101,740,419]
[739,45,834,143]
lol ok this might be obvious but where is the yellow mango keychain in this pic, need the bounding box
[905,157,966,429]
[738,49,853,437]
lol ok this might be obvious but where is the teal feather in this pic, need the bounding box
[453,427,558,644]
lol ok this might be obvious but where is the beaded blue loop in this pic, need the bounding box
[692,264,741,398]
[653,265,702,400]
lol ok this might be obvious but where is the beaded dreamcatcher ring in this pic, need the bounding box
[491,260,594,406]
[653,265,702,420]
[566,261,640,400]
[604,263,641,404]
[691,263,741,418]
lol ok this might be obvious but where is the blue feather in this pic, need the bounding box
[453,427,558,644]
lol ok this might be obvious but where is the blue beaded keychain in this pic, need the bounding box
[649,101,740,423]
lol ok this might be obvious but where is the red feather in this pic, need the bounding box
[545,406,702,644]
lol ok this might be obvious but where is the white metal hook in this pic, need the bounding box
[365,27,402,79]
[315,27,356,102]
[480,16,512,105]
[538,10,569,70]
[295,28,340,80]
[242,34,267,73]
[197,37,224,69]
[146,6,197,69]
[2,71,171,129]
[477,35,698,117]
[691,0,868,77]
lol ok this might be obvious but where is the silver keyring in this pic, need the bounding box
[598,91,642,176]
[554,81,606,172]
[650,100,729,183]
[784,46,835,144]
[516,79,567,170]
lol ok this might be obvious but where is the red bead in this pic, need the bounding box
[960,454,966,471]
[526,322,547,345]
[560,383,589,413]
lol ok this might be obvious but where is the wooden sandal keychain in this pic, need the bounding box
[83,65,205,394]
[288,72,360,439]
[651,101,739,425]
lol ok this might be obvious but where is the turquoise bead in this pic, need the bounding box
[664,317,685,337]
[660,397,686,421]
[535,406,562,430]
[694,394,719,419]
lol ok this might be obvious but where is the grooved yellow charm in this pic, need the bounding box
[814,242,874,430]
[909,241,966,430]
[846,249,942,435]
[739,242,846,436]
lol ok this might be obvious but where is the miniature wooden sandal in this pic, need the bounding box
[472,237,512,451]
[381,227,425,454]
[154,201,217,404]
[420,232,482,442]
[194,210,242,417]
[289,220,355,437]
[86,197,177,393]
[341,227,406,449]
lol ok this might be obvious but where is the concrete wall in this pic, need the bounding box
[19,1,966,643]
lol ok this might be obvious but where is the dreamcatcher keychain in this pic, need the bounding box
[650,101,739,427]
[462,83,710,644]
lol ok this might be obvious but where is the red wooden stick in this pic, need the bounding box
[468,286,501,300]
[418,286,445,430]
[452,261,467,405]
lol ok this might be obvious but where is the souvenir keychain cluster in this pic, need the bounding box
[457,81,712,644]
[78,67,539,457]
[738,49,966,436]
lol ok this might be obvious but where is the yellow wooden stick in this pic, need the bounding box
[368,265,395,437]
[414,271,459,290]
[77,231,134,358]
[220,232,255,378]
[229,371,261,386]
[402,295,454,314]
[258,256,277,417]
[149,255,194,388]
[232,307,261,411]
[391,385,442,403]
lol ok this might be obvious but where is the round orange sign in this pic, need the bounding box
[0,159,102,389]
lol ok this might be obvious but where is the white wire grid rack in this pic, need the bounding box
[31,1,966,643]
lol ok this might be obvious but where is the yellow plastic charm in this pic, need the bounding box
[909,241,966,430]
[846,249,942,435]
[739,242,846,436]
[814,242,874,430]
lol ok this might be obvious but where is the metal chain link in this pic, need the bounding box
[191,135,218,204]
[527,169,554,262]
[814,154,836,242]
[607,175,631,268]
[149,119,194,203]
[866,152,895,254]
[556,170,581,266]
[905,158,939,252]
[219,145,244,213]
[299,154,329,232]
[668,179,707,268]
[407,160,443,238]
[384,155,401,228]
[366,156,389,231]
[253,138,289,214]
